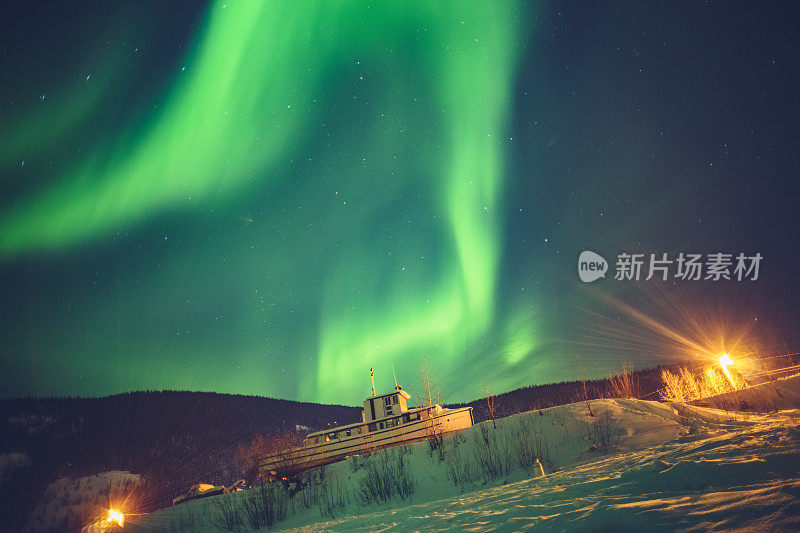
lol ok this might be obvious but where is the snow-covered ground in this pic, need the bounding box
[129,375,800,532]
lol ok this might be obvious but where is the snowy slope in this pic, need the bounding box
[128,380,800,532]
[279,408,800,532]
[691,373,800,412]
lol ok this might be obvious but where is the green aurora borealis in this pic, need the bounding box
[2,1,799,403]
[2,1,528,403]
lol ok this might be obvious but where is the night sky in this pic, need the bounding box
[1,1,798,404]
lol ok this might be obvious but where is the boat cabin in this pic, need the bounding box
[362,385,410,422]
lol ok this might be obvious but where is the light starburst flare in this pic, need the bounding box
[719,353,736,388]
[107,509,124,527]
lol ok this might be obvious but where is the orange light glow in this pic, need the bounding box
[719,353,736,388]
[107,509,124,527]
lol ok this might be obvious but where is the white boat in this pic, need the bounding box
[259,383,473,477]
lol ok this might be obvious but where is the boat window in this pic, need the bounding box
[345,429,351,437]
[393,394,398,404]
[384,396,392,407]
[314,437,319,444]
[402,414,409,423]
[368,423,377,432]
[379,422,384,429]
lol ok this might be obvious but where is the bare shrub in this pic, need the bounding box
[316,476,349,519]
[418,359,441,407]
[449,432,467,447]
[577,361,595,417]
[239,431,303,483]
[482,384,501,429]
[661,366,739,403]
[241,483,287,529]
[471,424,513,483]
[356,448,415,506]
[661,367,688,402]
[424,411,446,461]
[427,430,444,459]
[210,493,244,532]
[608,362,640,398]
[584,410,623,453]
[700,367,736,397]
[443,441,475,488]
[291,466,348,519]
[514,418,550,472]
[660,367,702,402]
[479,424,491,446]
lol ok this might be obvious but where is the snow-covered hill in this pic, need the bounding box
[127,375,800,532]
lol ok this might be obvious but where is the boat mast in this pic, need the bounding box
[370,367,375,397]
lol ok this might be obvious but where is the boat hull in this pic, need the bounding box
[259,406,473,477]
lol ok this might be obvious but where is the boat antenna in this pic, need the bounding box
[392,365,398,388]
[370,367,375,397]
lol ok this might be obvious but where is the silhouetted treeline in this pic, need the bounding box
[459,365,676,423]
